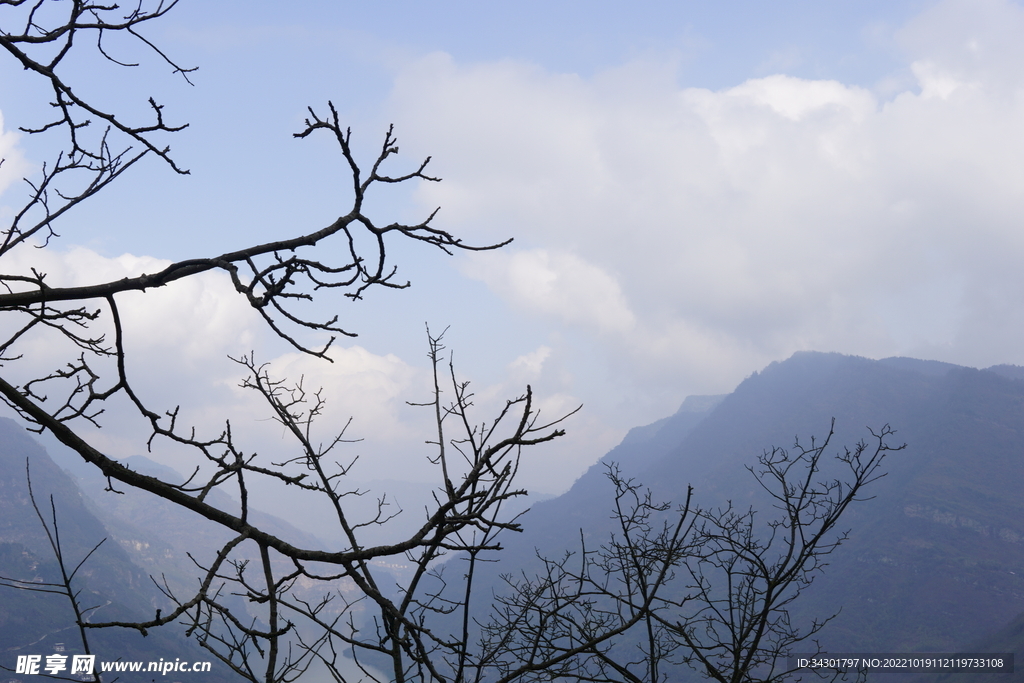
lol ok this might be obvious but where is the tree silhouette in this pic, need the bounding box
[0,4,900,682]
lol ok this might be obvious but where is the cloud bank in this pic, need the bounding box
[5,0,1024,494]
[385,0,1024,414]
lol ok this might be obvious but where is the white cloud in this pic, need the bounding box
[10,0,1024,496]
[0,245,588,490]
[910,60,967,100]
[508,346,552,382]
[251,346,422,443]
[0,111,31,198]
[0,245,260,374]
[897,0,1024,90]
[384,0,1024,412]
[722,75,876,122]
[467,249,635,334]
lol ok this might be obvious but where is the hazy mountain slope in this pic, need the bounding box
[653,355,1024,655]
[469,352,1024,677]
[481,392,726,571]
[0,417,235,680]
[73,454,330,591]
[71,452,379,635]
[777,360,1024,655]
[933,610,1024,682]
[0,416,399,682]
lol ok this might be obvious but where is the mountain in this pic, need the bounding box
[0,416,394,683]
[0,417,236,681]
[468,352,1024,680]
[72,452,332,591]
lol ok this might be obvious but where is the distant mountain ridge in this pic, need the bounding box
[468,352,1024,680]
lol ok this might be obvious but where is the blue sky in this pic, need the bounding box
[2,0,1023,495]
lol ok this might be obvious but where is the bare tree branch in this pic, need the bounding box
[1,7,899,683]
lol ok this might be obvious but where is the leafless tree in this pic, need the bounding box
[658,422,899,683]
[0,463,105,683]
[0,0,511,561]
[0,4,677,681]
[469,423,898,683]
[79,330,585,683]
[0,3,563,680]
[476,464,696,683]
[0,5,902,683]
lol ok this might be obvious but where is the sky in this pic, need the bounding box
[2,0,1024,497]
